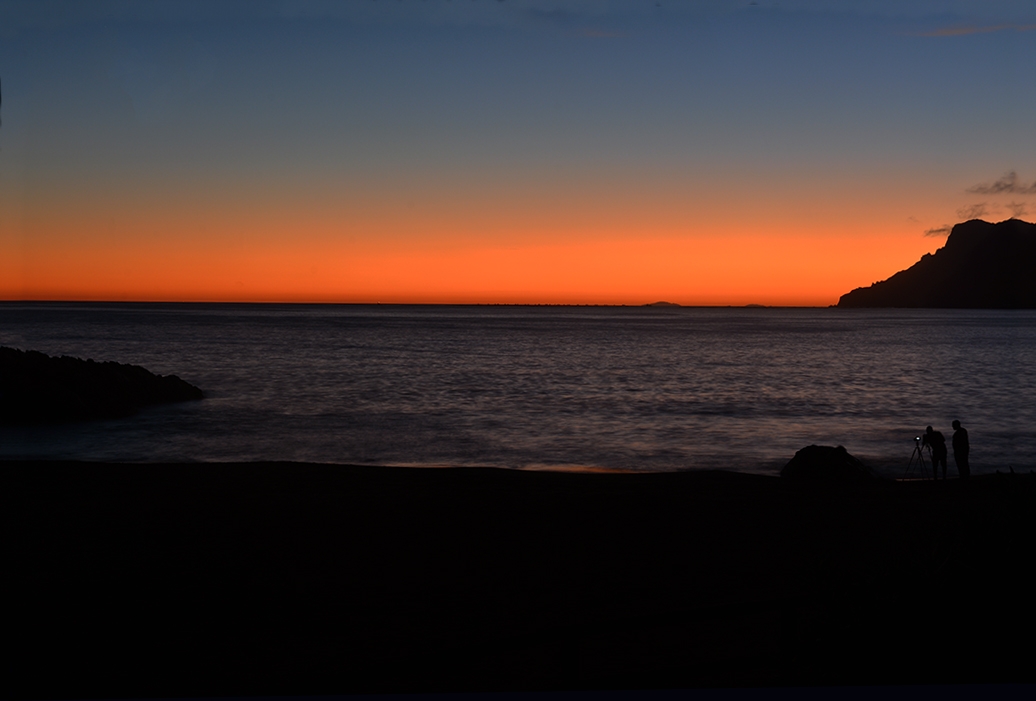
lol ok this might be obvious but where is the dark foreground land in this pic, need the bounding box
[5,461,1036,698]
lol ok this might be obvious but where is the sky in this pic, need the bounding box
[1,0,1035,305]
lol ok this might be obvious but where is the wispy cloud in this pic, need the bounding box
[924,225,952,237]
[916,23,1036,37]
[1006,202,1029,218]
[956,203,987,220]
[967,172,1036,195]
[525,8,579,28]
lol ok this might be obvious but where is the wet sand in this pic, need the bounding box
[5,460,1036,697]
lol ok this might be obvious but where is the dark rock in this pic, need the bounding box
[0,346,203,424]
[780,444,878,482]
[838,218,1036,308]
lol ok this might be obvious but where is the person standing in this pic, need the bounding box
[923,425,948,480]
[952,419,970,480]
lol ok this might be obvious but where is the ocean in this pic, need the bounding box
[2,302,1035,476]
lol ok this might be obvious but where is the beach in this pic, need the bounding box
[6,460,1036,697]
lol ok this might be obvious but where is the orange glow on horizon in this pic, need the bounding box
[0,171,953,306]
[2,229,940,307]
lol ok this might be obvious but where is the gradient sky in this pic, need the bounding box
[2,0,1035,305]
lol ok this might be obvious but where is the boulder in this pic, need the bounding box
[0,346,203,424]
[780,445,878,482]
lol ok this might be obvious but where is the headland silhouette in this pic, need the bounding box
[838,218,1036,308]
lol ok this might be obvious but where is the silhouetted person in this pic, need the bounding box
[923,425,947,480]
[952,419,970,480]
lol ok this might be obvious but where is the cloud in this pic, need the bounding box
[956,203,987,220]
[525,8,579,28]
[522,7,631,38]
[916,23,1036,37]
[1006,202,1029,218]
[967,171,1036,195]
[924,225,952,237]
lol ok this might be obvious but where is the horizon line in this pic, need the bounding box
[0,299,831,309]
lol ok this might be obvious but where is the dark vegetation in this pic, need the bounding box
[0,347,203,424]
[838,219,1036,308]
[5,460,1036,697]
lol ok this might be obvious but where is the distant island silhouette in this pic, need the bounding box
[644,301,681,307]
[838,218,1036,308]
[0,347,203,424]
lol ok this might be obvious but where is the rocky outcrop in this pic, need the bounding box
[780,445,879,482]
[0,347,203,424]
[838,219,1036,308]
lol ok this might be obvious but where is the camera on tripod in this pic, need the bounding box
[905,434,930,479]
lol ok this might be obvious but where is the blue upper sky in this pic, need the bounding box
[4,0,1034,178]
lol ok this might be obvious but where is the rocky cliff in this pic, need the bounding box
[838,219,1036,308]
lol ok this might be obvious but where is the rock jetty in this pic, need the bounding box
[0,346,203,424]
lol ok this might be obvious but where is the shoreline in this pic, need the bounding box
[0,455,1001,479]
[6,460,1036,696]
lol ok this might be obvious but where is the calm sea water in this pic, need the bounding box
[2,302,1035,476]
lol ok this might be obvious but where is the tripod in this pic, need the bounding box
[904,440,930,480]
